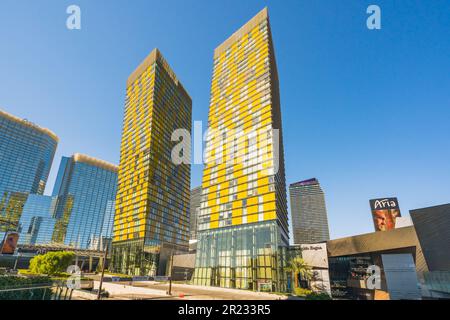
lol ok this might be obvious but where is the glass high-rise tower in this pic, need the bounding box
[112,49,192,276]
[189,186,202,241]
[193,8,289,292]
[0,109,58,197]
[289,178,330,244]
[51,154,118,250]
[0,109,58,238]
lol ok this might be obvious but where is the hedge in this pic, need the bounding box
[0,275,53,300]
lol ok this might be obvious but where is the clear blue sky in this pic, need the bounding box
[1,0,449,240]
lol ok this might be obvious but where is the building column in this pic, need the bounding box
[89,256,93,273]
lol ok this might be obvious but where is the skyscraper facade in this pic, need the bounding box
[0,191,29,240]
[112,49,192,276]
[289,178,330,244]
[17,194,58,245]
[51,154,118,250]
[189,186,202,241]
[0,109,58,197]
[193,8,289,292]
[0,109,58,241]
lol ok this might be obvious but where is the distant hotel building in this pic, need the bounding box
[0,109,58,238]
[112,49,192,276]
[193,8,289,292]
[0,109,58,197]
[51,154,117,250]
[189,186,202,241]
[289,178,330,244]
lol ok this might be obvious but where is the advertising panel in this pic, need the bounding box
[370,198,401,231]
[0,232,19,254]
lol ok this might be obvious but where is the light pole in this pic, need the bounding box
[13,251,22,270]
[168,250,174,296]
[97,242,109,300]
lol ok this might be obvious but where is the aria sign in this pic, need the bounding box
[370,197,401,232]
[370,198,399,210]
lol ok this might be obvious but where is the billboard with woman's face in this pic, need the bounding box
[370,198,401,231]
[0,232,19,254]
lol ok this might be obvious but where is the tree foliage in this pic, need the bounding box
[29,251,75,276]
[285,257,313,282]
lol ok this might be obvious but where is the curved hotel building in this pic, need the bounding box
[0,109,58,197]
[51,154,118,250]
[193,8,289,292]
[0,109,58,238]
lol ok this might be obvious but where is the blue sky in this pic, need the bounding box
[0,0,449,239]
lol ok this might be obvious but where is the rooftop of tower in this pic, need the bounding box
[0,108,59,142]
[126,48,191,101]
[72,153,118,173]
[290,178,319,187]
[214,7,269,59]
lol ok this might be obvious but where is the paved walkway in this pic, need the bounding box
[130,282,289,300]
[85,280,297,300]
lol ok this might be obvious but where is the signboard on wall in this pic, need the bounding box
[300,243,329,268]
[370,198,401,231]
[300,243,331,295]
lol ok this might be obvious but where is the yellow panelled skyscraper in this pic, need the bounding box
[112,49,192,276]
[193,8,289,292]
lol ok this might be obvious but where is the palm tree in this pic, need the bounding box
[285,257,313,290]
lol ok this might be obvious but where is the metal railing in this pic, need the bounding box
[0,282,74,300]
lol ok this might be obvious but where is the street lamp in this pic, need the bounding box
[168,250,174,296]
[97,241,109,300]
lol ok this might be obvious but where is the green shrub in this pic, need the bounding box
[29,251,75,276]
[294,287,312,297]
[305,292,332,300]
[0,276,53,300]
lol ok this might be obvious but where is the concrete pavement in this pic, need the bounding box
[78,280,292,300]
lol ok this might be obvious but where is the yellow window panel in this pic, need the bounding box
[232,216,242,226]
[210,221,219,229]
[264,211,276,221]
[247,214,258,223]
[263,192,276,202]
[247,205,258,215]
[263,201,276,211]
[257,186,268,194]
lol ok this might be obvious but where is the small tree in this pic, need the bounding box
[285,257,312,291]
[29,251,75,276]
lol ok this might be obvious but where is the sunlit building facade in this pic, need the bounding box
[0,109,57,197]
[189,186,202,241]
[193,8,289,292]
[51,154,117,250]
[17,194,58,245]
[0,192,29,239]
[112,49,192,276]
[289,178,330,244]
[0,109,58,239]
